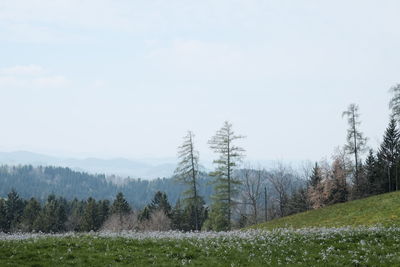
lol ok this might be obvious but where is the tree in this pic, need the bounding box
[208,121,245,230]
[0,199,7,232]
[268,163,293,217]
[111,192,131,228]
[111,192,131,216]
[5,189,24,232]
[21,197,41,232]
[378,118,400,192]
[342,103,368,193]
[239,166,264,225]
[66,198,85,232]
[148,191,172,217]
[82,197,99,231]
[287,187,309,215]
[38,195,68,233]
[364,150,379,195]
[325,156,349,204]
[309,163,322,188]
[389,84,400,122]
[97,199,110,228]
[171,199,185,230]
[174,131,202,230]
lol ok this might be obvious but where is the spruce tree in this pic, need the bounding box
[112,192,131,217]
[0,199,7,232]
[5,189,24,232]
[309,162,322,188]
[97,200,110,228]
[21,197,41,232]
[149,191,172,217]
[208,121,245,230]
[39,195,67,233]
[82,197,99,231]
[171,199,185,230]
[174,131,203,230]
[364,150,379,195]
[378,118,400,192]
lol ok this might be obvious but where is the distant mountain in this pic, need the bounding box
[0,151,176,180]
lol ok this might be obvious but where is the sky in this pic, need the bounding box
[0,0,399,164]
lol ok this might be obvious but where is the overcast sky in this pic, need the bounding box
[0,0,399,163]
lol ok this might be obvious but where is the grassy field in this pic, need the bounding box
[252,191,400,230]
[2,192,400,266]
[1,228,400,266]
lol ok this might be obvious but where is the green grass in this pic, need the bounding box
[2,192,400,266]
[253,191,400,230]
[1,228,400,266]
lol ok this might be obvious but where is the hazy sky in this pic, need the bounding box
[0,0,399,163]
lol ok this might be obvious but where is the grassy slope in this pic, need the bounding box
[2,230,400,266]
[253,191,400,230]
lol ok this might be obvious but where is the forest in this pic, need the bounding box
[1,84,400,233]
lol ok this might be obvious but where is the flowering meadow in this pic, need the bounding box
[1,227,400,266]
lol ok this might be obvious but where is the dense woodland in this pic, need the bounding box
[2,84,400,232]
[0,166,213,208]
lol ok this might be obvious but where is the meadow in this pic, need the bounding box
[1,227,400,266]
[253,191,400,230]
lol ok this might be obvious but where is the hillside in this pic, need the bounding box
[253,191,400,230]
[0,165,213,208]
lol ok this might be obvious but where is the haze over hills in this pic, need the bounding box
[0,151,307,181]
[0,151,177,180]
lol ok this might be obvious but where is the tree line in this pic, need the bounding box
[173,83,400,230]
[0,189,207,233]
[2,84,400,232]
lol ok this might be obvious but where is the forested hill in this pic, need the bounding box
[0,165,213,208]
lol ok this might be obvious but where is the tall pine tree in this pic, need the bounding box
[378,118,400,192]
[309,162,322,188]
[208,121,245,230]
[174,131,203,230]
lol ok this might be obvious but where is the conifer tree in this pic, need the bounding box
[208,121,245,230]
[67,198,85,232]
[112,192,131,217]
[342,104,368,194]
[82,197,99,231]
[138,206,151,222]
[5,189,24,232]
[326,158,349,204]
[364,150,379,195]
[21,197,41,232]
[38,195,67,233]
[149,191,172,217]
[171,199,185,230]
[97,200,110,227]
[174,131,203,230]
[309,163,322,188]
[378,118,400,191]
[0,199,7,232]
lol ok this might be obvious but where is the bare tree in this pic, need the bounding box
[101,212,138,232]
[267,163,293,217]
[239,165,264,224]
[342,103,368,193]
[142,210,172,231]
[389,84,400,122]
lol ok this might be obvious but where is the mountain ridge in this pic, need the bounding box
[0,151,176,180]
